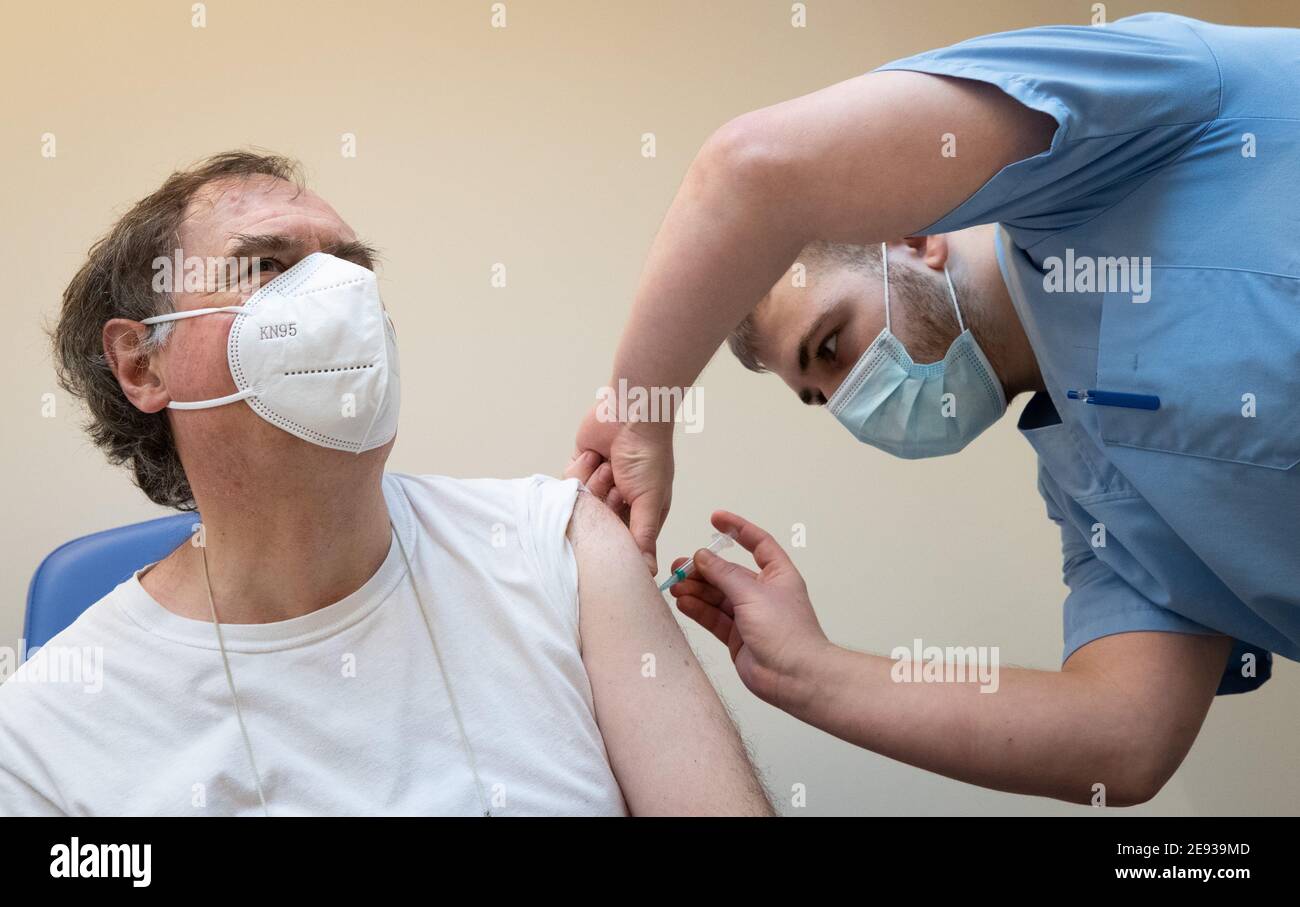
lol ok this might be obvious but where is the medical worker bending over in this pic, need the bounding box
[0,151,771,816]
[570,13,1299,805]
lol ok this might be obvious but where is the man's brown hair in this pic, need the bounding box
[726,241,882,373]
[51,150,304,510]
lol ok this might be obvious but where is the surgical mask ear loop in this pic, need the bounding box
[881,242,891,334]
[942,264,966,333]
[883,242,966,334]
[200,543,272,817]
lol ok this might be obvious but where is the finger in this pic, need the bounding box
[566,447,600,470]
[587,462,615,500]
[628,490,665,575]
[606,487,625,513]
[692,547,759,602]
[668,578,727,611]
[710,510,795,574]
[665,556,689,587]
[564,450,602,484]
[674,597,734,648]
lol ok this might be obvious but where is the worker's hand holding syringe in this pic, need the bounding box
[666,508,1236,808]
[664,511,832,711]
[658,529,737,592]
[564,442,833,710]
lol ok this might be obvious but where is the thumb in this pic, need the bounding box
[628,492,663,574]
[693,548,757,601]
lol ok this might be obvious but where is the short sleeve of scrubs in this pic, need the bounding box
[1037,467,1214,654]
[878,14,1282,695]
[875,13,1222,242]
[1037,467,1271,694]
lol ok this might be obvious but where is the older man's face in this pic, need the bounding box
[153,175,386,468]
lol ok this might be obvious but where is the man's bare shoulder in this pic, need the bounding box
[566,484,634,551]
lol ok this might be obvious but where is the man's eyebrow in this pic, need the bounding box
[795,308,835,374]
[321,239,380,268]
[225,233,296,259]
[224,233,380,268]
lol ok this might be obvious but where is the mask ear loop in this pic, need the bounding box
[882,245,967,335]
[140,305,247,325]
[942,265,966,333]
[880,242,891,334]
[354,306,394,454]
[142,306,263,410]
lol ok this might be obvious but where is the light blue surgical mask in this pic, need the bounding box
[826,243,1006,459]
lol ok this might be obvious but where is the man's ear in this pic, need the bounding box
[103,319,170,414]
[902,234,950,271]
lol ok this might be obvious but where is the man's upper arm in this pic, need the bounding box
[567,490,773,816]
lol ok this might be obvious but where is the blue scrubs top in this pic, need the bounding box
[877,13,1300,694]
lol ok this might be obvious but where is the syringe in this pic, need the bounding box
[658,530,738,592]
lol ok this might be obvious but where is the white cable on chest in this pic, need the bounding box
[201,519,492,816]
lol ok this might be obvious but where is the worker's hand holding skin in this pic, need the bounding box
[570,71,1059,571]
[571,67,1234,807]
[671,511,1234,807]
[566,409,673,574]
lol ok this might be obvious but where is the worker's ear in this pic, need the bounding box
[103,319,170,414]
[902,234,950,272]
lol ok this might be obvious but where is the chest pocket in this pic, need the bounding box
[1018,391,1137,504]
[1096,267,1300,470]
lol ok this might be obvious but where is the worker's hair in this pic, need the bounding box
[50,150,305,511]
[727,241,883,373]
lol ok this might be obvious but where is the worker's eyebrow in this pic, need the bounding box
[796,308,836,374]
[224,233,380,270]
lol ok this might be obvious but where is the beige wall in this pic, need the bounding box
[3,0,1296,815]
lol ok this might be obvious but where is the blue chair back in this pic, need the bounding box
[24,513,200,649]
[23,511,1272,696]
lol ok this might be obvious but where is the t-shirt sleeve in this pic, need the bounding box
[875,13,1222,245]
[1037,469,1268,696]
[516,475,583,636]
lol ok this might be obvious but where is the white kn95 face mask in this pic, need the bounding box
[141,251,401,453]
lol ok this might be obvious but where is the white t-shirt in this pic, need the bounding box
[0,473,628,816]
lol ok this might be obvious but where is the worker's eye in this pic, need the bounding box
[817,331,838,362]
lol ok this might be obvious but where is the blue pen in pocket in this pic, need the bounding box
[1066,389,1161,411]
